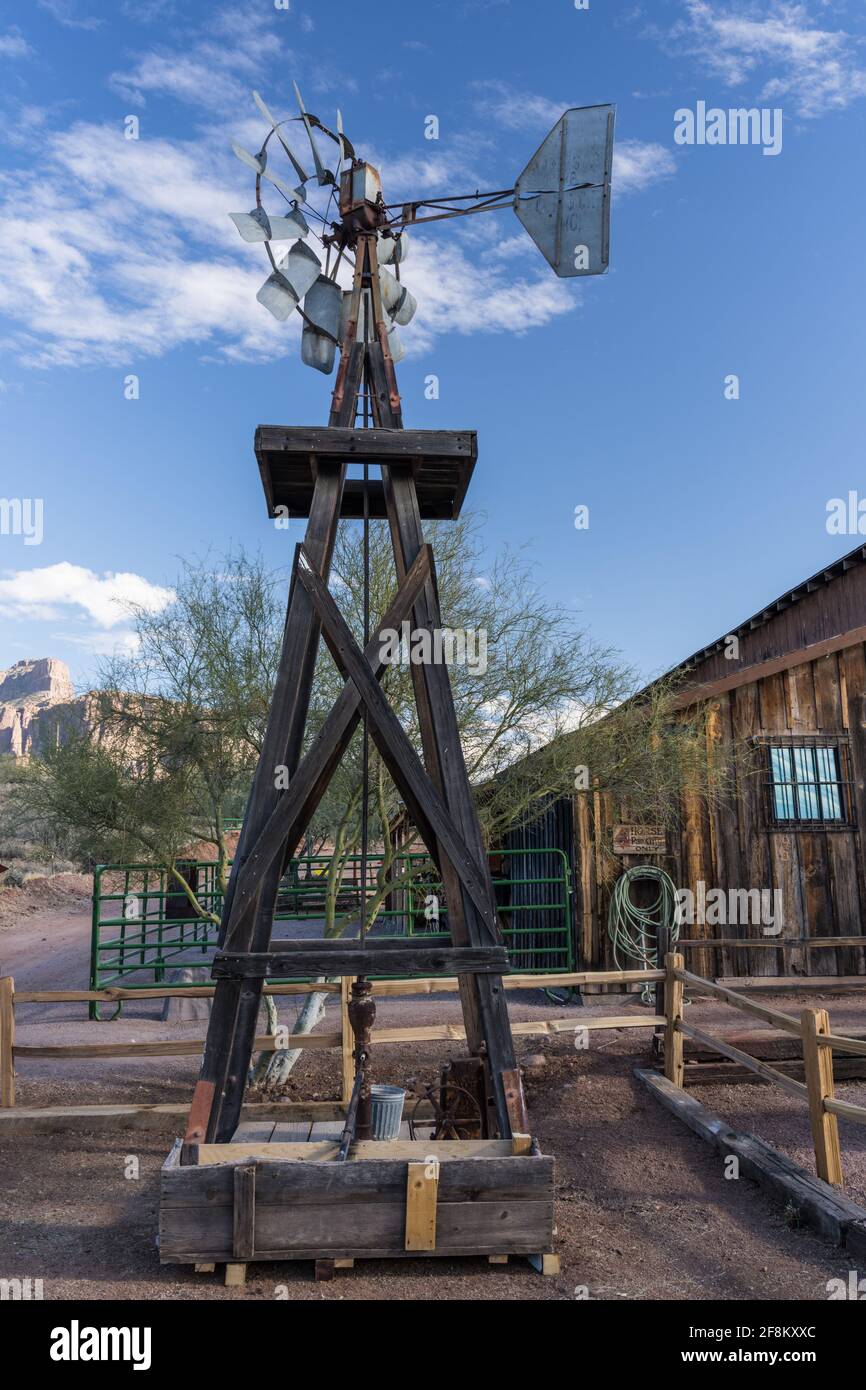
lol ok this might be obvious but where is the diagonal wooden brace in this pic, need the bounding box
[222,543,434,941]
[295,545,500,942]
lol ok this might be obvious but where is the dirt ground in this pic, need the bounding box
[2,893,866,1301]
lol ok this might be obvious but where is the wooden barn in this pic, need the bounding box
[571,539,866,983]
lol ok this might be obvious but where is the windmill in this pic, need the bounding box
[228,85,615,420]
[173,86,616,1281]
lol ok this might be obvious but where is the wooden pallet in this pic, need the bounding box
[160,1121,557,1283]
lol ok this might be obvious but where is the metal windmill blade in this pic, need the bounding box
[292,80,335,186]
[378,265,417,326]
[231,141,266,175]
[301,275,343,373]
[230,206,309,243]
[252,89,311,186]
[264,167,307,203]
[256,241,322,321]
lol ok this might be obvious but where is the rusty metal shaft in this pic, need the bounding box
[347,974,375,1141]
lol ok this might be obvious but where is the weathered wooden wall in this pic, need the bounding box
[575,644,866,980]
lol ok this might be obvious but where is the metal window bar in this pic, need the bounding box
[760,736,854,830]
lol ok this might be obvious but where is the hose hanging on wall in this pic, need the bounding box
[606,865,680,1004]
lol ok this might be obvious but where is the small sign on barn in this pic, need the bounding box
[612,824,667,856]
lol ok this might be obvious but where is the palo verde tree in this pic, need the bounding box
[8,550,283,922]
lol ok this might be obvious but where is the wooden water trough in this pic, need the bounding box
[159,1122,557,1283]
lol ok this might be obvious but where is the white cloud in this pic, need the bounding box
[109,6,284,110]
[396,232,575,353]
[0,563,174,628]
[0,29,34,59]
[54,627,143,657]
[37,0,102,31]
[0,121,301,367]
[613,140,676,193]
[472,82,573,133]
[670,0,866,117]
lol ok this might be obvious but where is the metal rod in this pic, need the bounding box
[359,241,372,943]
[390,200,513,229]
[337,1060,365,1161]
[383,186,514,209]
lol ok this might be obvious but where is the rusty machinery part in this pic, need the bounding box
[405,1078,484,1142]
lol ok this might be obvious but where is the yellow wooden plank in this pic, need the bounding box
[0,977,14,1109]
[13,982,337,1004]
[369,968,662,997]
[405,1159,439,1251]
[14,1031,341,1060]
[664,953,685,1088]
[340,975,354,1104]
[196,1138,516,1165]
[802,1008,843,1186]
[198,1141,339,1165]
[824,1096,866,1124]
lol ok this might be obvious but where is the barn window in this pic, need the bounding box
[764,738,853,828]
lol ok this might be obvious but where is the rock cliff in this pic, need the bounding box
[0,658,80,757]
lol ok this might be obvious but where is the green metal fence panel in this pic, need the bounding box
[88,848,572,1018]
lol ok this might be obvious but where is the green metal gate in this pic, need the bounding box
[89,848,572,1018]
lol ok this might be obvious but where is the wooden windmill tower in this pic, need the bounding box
[161,89,615,1280]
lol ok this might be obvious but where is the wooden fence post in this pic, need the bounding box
[663,953,684,1088]
[0,976,14,1108]
[655,924,670,1030]
[340,975,354,1104]
[801,1007,843,1186]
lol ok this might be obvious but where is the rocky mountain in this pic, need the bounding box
[0,658,81,757]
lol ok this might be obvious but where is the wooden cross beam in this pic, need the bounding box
[221,542,434,944]
[295,544,500,941]
[214,944,509,979]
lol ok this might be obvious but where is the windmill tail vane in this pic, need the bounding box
[229,85,616,399]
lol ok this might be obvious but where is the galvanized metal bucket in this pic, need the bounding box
[370,1084,405,1141]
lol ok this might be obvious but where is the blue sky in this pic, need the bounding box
[0,0,865,689]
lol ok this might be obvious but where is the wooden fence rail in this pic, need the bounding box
[0,969,663,1120]
[662,952,866,1187]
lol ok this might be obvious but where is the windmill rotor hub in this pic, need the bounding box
[338,159,386,235]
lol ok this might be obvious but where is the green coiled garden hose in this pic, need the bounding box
[607,865,680,1004]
